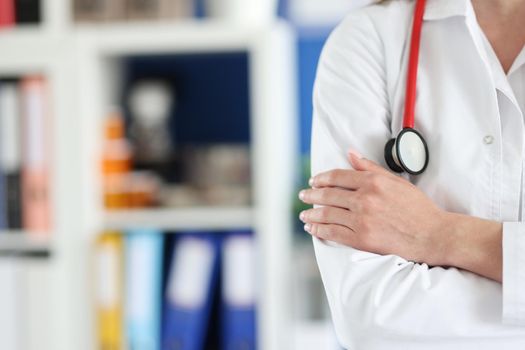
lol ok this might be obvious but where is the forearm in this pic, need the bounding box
[441,212,503,282]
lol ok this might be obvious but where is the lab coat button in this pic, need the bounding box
[483,135,494,145]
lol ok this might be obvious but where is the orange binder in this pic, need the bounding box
[96,232,124,350]
[20,77,52,235]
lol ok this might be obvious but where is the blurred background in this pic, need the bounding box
[0,0,373,349]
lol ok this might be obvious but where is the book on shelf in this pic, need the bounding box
[162,232,221,350]
[21,76,52,236]
[221,232,257,350]
[125,228,164,350]
[0,81,23,230]
[95,232,125,350]
[0,0,15,28]
[14,0,41,24]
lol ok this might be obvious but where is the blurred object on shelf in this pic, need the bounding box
[128,80,174,163]
[73,0,126,22]
[205,0,278,25]
[102,109,132,175]
[182,144,250,187]
[73,0,193,23]
[126,0,193,21]
[102,110,162,210]
[158,185,202,208]
[284,0,375,26]
[102,108,133,210]
[201,184,250,207]
[127,79,179,182]
[128,171,161,208]
[103,170,161,209]
[178,144,252,206]
[103,174,131,210]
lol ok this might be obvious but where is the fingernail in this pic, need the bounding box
[348,149,363,159]
[308,177,315,187]
[299,190,306,200]
[300,210,307,221]
[304,223,312,233]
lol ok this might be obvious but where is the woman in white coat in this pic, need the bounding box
[298,0,525,348]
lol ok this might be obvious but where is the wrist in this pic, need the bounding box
[437,212,503,280]
[428,211,461,267]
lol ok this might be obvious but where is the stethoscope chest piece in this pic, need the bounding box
[384,128,429,175]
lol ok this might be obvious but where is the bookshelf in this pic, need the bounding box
[0,2,299,349]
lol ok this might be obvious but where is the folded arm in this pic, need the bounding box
[299,152,503,282]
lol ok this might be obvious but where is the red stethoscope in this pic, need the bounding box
[384,0,429,175]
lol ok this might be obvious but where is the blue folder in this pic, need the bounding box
[162,232,221,350]
[125,229,164,350]
[221,231,257,350]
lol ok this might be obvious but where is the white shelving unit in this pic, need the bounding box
[0,2,298,349]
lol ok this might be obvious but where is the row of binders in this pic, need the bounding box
[0,0,40,27]
[0,78,51,235]
[96,230,257,350]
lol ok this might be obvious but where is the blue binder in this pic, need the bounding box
[162,232,221,350]
[125,229,164,350]
[221,231,257,350]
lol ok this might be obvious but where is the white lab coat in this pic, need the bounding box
[311,0,525,349]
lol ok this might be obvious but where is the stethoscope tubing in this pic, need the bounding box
[403,0,426,129]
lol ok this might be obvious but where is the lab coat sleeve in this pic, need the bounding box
[311,12,519,348]
[502,222,525,325]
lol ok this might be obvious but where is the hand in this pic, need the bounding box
[299,151,451,266]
